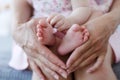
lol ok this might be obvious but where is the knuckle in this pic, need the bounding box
[75,47,80,53]
[58,69,63,73]
[44,67,49,72]
[51,65,57,70]
[38,62,44,70]
[45,53,50,58]
[40,51,48,57]
[71,65,77,71]
[70,58,76,63]
[41,50,45,55]
[51,71,56,75]
[80,56,84,62]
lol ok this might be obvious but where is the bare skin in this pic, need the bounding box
[75,44,117,80]
[33,0,119,80]
[37,21,89,55]
[36,19,56,46]
[66,0,120,73]
[12,0,120,80]
[58,24,89,55]
[37,6,91,55]
[11,0,68,80]
[67,1,120,80]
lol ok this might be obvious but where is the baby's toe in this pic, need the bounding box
[83,36,89,42]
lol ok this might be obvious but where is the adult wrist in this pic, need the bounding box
[12,23,30,48]
[97,10,119,36]
[106,9,120,34]
[109,9,120,26]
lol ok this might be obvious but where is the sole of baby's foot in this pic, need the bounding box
[36,20,56,46]
[58,24,89,55]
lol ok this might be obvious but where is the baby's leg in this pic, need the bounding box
[58,24,89,55]
[74,45,117,80]
[37,19,56,46]
[90,0,113,13]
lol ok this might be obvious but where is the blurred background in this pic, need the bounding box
[0,0,12,66]
[0,1,32,80]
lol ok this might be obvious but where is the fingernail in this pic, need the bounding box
[39,77,45,80]
[67,70,71,74]
[62,67,66,69]
[39,20,41,23]
[66,63,71,68]
[53,28,58,33]
[54,75,59,80]
[40,78,44,80]
[86,69,92,73]
[37,25,39,28]
[61,73,67,79]
[86,70,90,73]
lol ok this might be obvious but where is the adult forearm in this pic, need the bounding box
[89,0,120,35]
[106,0,120,33]
[12,23,29,47]
[107,9,120,32]
[11,0,33,46]
[12,18,39,48]
[109,8,120,26]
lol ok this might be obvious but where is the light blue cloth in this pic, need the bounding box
[0,65,32,80]
[0,36,32,80]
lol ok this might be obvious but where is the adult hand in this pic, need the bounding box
[13,18,67,80]
[66,14,117,73]
[47,13,72,31]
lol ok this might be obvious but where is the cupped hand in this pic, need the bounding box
[14,18,68,80]
[66,15,116,73]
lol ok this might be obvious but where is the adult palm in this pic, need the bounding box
[66,13,117,73]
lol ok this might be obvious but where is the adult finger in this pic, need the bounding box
[37,52,68,79]
[87,55,104,73]
[66,32,107,71]
[67,52,98,73]
[58,23,69,31]
[26,43,66,70]
[38,45,66,69]
[54,20,64,29]
[47,13,58,23]
[79,53,98,68]
[29,60,46,80]
[35,58,60,80]
[69,42,99,69]
[68,45,105,73]
[44,66,59,80]
[66,40,91,68]
[50,15,64,26]
[23,46,38,59]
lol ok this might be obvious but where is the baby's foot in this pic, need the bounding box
[58,24,89,55]
[36,19,56,46]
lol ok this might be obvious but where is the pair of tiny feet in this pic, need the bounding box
[36,19,89,55]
